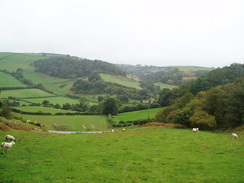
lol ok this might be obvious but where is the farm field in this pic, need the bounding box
[0,52,46,72]
[22,96,80,105]
[0,127,243,182]
[0,72,28,88]
[23,70,74,95]
[154,82,178,90]
[113,107,164,122]
[0,89,55,99]
[14,106,77,114]
[100,73,142,89]
[14,114,108,131]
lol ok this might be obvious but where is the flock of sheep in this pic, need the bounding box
[0,129,239,154]
[192,128,238,138]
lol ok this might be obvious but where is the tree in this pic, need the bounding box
[101,97,121,115]
[158,88,172,107]
[0,106,12,119]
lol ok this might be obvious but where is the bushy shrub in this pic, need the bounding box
[189,110,216,129]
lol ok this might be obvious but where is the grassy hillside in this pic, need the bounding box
[0,89,55,99]
[0,52,46,72]
[0,127,243,182]
[113,107,164,122]
[100,73,142,89]
[0,72,28,87]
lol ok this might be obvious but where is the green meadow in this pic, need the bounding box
[0,72,28,87]
[22,96,80,105]
[14,114,108,131]
[14,106,76,114]
[23,70,74,95]
[0,89,55,99]
[0,53,46,72]
[100,73,142,89]
[0,127,243,182]
[113,108,164,122]
[154,82,178,90]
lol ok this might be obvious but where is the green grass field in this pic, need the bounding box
[154,82,178,90]
[14,106,77,114]
[23,70,74,95]
[0,52,46,72]
[22,96,80,105]
[100,73,142,89]
[0,72,28,87]
[0,89,55,99]
[0,127,243,182]
[113,108,164,122]
[14,114,108,131]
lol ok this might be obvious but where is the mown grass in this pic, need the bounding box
[14,114,108,131]
[100,73,142,89]
[113,108,164,122]
[0,72,28,87]
[0,127,243,182]
[0,89,55,99]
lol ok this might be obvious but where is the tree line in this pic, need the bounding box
[33,56,126,78]
[157,63,244,129]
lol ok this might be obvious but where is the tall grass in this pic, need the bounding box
[0,127,243,182]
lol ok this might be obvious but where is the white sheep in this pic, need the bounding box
[122,128,126,131]
[232,133,238,138]
[1,141,15,153]
[111,129,114,132]
[192,128,199,133]
[5,135,16,142]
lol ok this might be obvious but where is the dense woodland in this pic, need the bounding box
[156,63,244,129]
[34,56,126,78]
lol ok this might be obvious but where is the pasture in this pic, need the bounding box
[0,127,243,182]
[154,82,178,90]
[100,73,142,89]
[0,72,28,88]
[0,52,45,72]
[0,89,55,99]
[22,96,80,105]
[23,70,74,95]
[14,106,77,114]
[113,108,164,122]
[14,114,108,131]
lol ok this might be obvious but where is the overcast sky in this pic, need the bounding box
[0,0,243,68]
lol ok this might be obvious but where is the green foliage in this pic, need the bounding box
[156,77,244,129]
[0,105,13,119]
[34,56,126,78]
[189,110,216,129]
[101,97,121,115]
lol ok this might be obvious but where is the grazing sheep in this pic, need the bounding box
[5,135,16,142]
[111,129,114,132]
[1,141,15,153]
[192,128,199,133]
[232,133,238,138]
[122,128,126,131]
